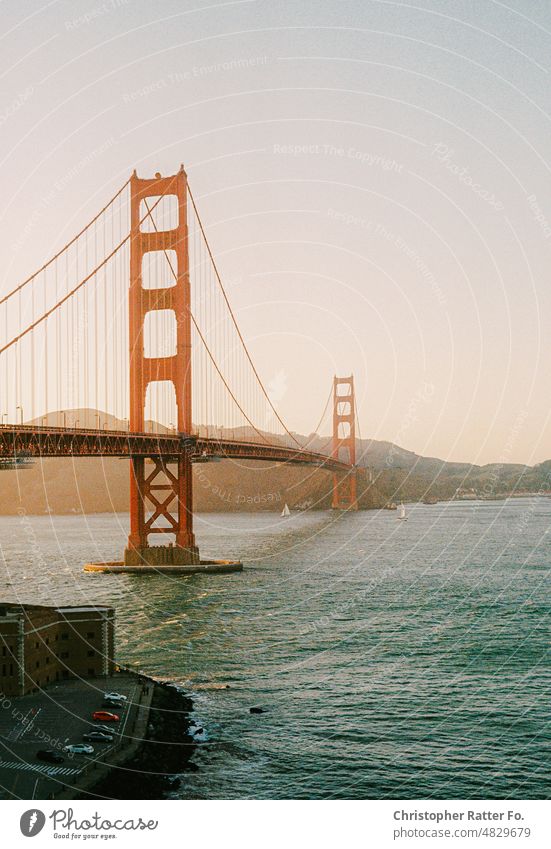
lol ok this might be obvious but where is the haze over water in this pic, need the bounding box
[1,500,549,799]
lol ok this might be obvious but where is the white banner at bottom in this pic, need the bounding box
[3,799,549,849]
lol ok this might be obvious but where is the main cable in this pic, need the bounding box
[0,179,130,307]
[187,184,304,450]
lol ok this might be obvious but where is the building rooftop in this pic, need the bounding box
[0,603,112,618]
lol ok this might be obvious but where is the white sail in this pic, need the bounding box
[281,503,291,517]
[398,503,407,520]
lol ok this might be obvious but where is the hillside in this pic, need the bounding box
[0,409,548,514]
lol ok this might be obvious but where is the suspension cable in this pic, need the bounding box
[142,197,272,445]
[354,390,363,463]
[187,184,304,449]
[0,188,166,356]
[0,179,131,307]
[310,384,333,441]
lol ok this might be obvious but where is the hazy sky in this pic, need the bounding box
[1,0,550,465]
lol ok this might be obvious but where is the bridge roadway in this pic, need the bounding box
[0,424,350,473]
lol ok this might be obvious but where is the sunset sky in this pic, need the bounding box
[1,0,550,465]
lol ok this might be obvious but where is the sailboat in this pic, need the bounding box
[281,503,291,518]
[397,502,408,521]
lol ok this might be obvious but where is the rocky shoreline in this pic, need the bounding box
[77,679,197,800]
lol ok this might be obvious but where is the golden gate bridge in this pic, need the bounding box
[0,167,358,571]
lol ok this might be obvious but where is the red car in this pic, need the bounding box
[92,710,120,722]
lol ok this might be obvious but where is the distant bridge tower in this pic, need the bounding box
[331,375,358,510]
[125,167,199,566]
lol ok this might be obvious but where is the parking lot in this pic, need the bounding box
[0,672,149,799]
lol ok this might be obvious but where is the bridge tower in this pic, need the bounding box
[125,167,199,566]
[331,375,358,510]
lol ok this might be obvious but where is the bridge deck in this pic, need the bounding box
[0,425,350,473]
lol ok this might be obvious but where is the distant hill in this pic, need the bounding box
[0,409,548,515]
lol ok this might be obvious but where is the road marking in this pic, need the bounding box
[120,683,138,740]
[7,705,36,742]
[0,758,81,777]
[19,707,42,740]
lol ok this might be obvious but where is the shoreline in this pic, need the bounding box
[0,670,197,801]
[1,492,550,520]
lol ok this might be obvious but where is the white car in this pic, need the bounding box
[104,692,128,701]
[63,743,94,755]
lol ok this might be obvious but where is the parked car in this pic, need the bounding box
[92,711,120,722]
[90,724,114,734]
[102,700,124,709]
[63,743,94,755]
[83,731,113,743]
[104,692,128,701]
[36,749,64,764]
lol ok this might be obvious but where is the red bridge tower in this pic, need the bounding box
[331,375,358,510]
[125,167,199,566]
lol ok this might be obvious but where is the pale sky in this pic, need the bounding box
[1,0,550,465]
